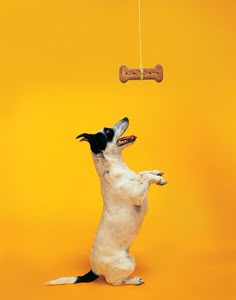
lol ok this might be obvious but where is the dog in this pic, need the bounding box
[45,117,166,286]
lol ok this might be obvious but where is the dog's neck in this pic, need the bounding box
[92,151,129,177]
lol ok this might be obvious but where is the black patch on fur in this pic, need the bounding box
[134,205,142,213]
[74,269,99,284]
[103,170,109,177]
[77,127,115,154]
[89,133,107,154]
[76,132,107,154]
[103,127,114,142]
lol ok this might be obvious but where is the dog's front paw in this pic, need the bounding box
[139,170,164,176]
[158,177,167,186]
[154,170,164,176]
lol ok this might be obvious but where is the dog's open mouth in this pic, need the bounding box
[117,135,137,146]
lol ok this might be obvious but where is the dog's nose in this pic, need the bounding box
[123,117,129,122]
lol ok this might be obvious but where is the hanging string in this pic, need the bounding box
[138,0,143,79]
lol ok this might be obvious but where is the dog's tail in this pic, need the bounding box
[44,269,99,285]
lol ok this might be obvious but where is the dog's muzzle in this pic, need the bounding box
[113,117,137,146]
[117,135,137,146]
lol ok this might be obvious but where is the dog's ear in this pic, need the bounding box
[76,132,107,154]
[76,133,90,142]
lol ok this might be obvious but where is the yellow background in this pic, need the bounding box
[1,0,235,299]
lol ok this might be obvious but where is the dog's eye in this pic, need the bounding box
[104,128,111,134]
[104,128,114,142]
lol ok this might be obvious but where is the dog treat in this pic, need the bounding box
[119,65,163,83]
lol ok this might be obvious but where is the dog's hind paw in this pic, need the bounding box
[122,276,144,286]
[130,277,145,286]
[134,277,145,285]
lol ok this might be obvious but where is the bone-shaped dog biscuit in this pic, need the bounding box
[119,65,163,83]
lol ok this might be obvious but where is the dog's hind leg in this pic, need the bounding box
[104,254,144,286]
[107,275,144,286]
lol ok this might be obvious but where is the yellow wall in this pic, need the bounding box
[1,1,235,299]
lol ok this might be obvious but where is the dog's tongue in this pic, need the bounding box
[117,135,137,146]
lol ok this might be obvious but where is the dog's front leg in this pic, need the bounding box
[139,170,164,176]
[138,173,167,187]
[133,173,167,206]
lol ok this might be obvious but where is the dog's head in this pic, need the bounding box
[76,117,137,155]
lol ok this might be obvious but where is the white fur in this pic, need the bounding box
[90,118,166,285]
[45,118,166,286]
[45,277,77,285]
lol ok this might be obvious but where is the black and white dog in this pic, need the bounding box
[45,117,166,286]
